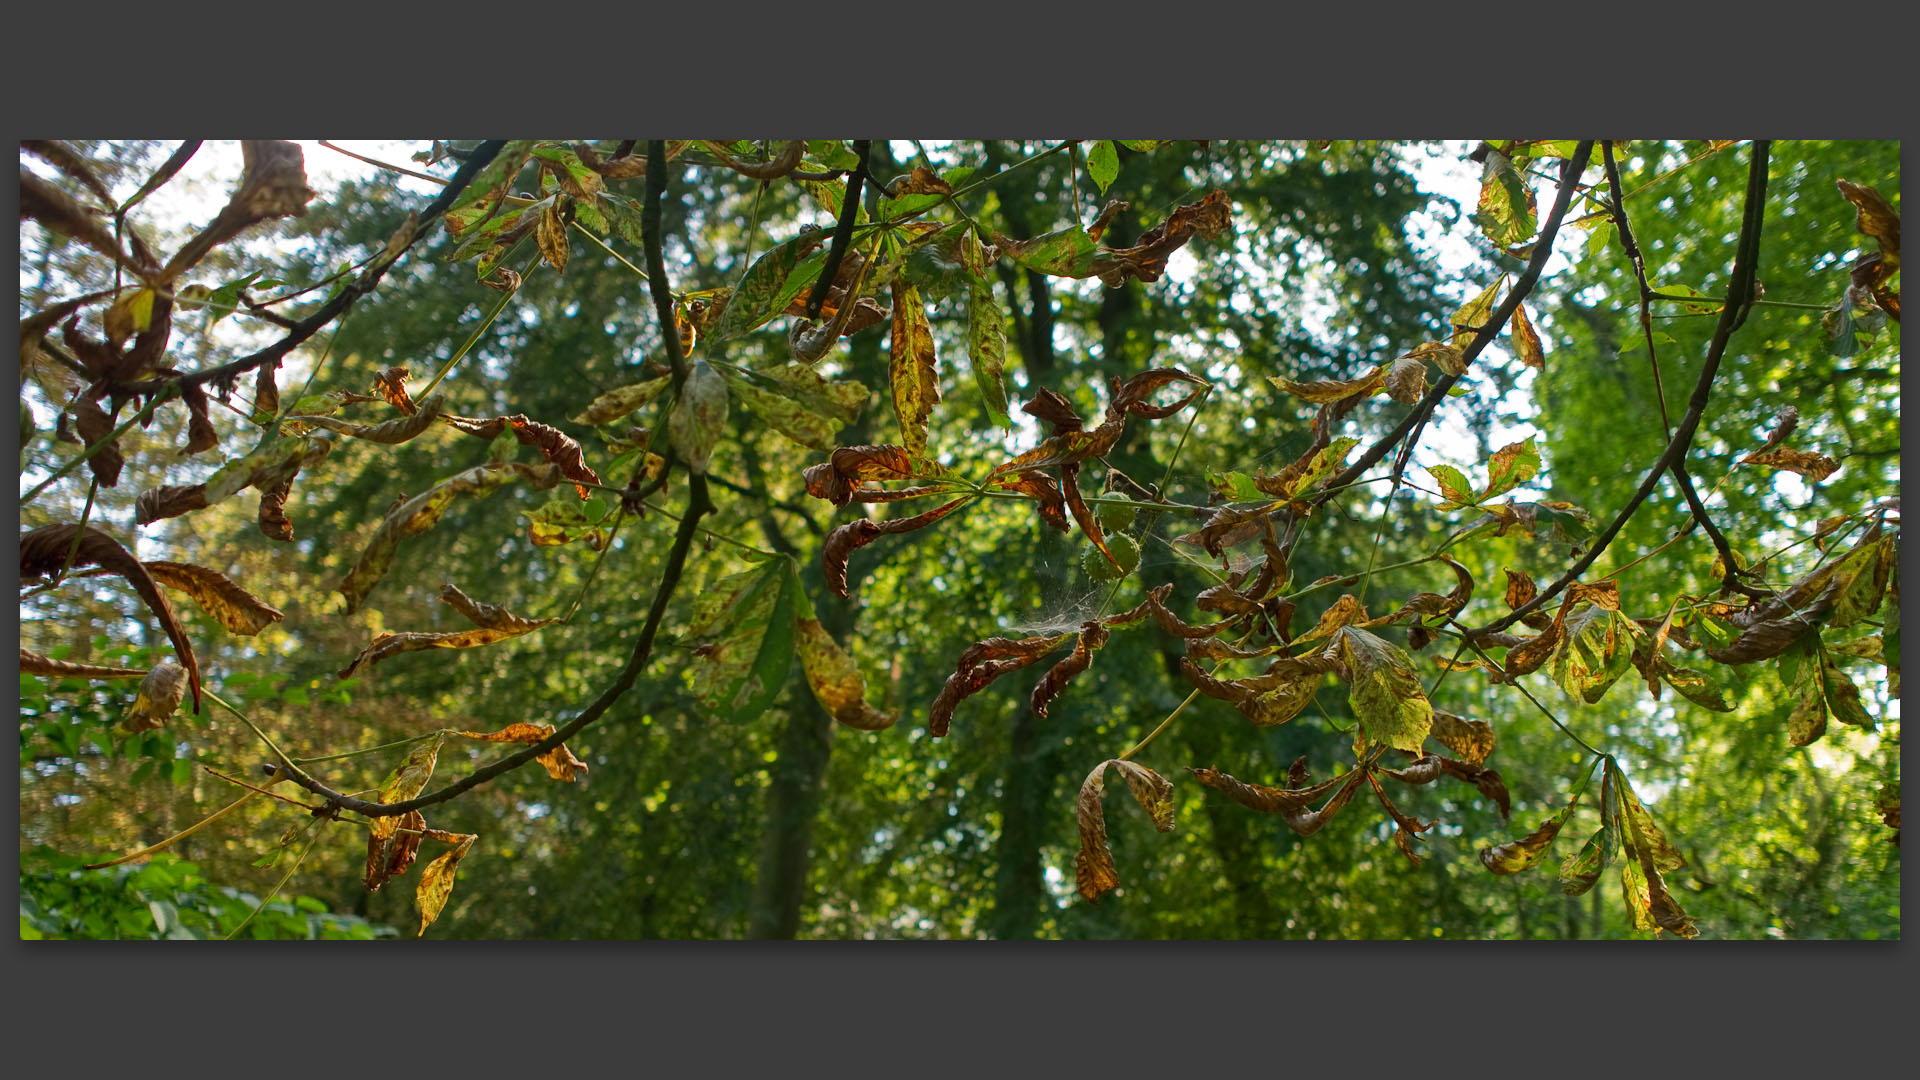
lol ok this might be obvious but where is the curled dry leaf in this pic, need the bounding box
[1366,772,1436,865]
[121,661,188,733]
[337,599,562,679]
[1740,447,1841,482]
[1385,357,1428,404]
[930,634,1065,737]
[159,141,315,284]
[20,524,200,710]
[365,809,426,892]
[372,367,417,415]
[821,496,971,598]
[1189,765,1368,836]
[997,189,1233,288]
[1178,658,1321,727]
[144,560,285,635]
[415,833,479,937]
[20,648,146,680]
[455,722,589,782]
[258,476,296,542]
[1379,753,1511,819]
[1480,794,1580,875]
[993,470,1071,531]
[338,461,564,614]
[442,412,603,499]
[1295,594,1369,645]
[1509,301,1546,369]
[802,444,920,506]
[70,397,125,488]
[1428,710,1495,767]
[1073,758,1178,903]
[796,616,896,731]
[1031,621,1111,718]
[287,394,445,445]
[1269,365,1385,405]
[135,484,210,525]
[179,381,219,455]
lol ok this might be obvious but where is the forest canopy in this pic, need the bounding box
[17,138,1900,940]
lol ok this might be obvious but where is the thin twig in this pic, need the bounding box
[317,140,449,186]
[1476,141,1773,637]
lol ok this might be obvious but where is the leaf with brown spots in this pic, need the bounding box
[415,832,477,936]
[1449,277,1505,351]
[372,367,417,415]
[1502,568,1553,629]
[1429,710,1496,767]
[1031,621,1110,718]
[1740,447,1841,482]
[287,394,445,445]
[1379,753,1511,819]
[442,412,603,499]
[888,281,941,456]
[1385,357,1428,404]
[1510,301,1546,369]
[1295,594,1369,645]
[1178,658,1322,727]
[1268,365,1385,405]
[1480,792,1581,875]
[453,723,589,782]
[364,809,425,892]
[21,524,200,710]
[143,561,284,636]
[794,576,896,731]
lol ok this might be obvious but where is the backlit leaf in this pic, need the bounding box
[453,722,588,781]
[1086,140,1119,195]
[1336,626,1433,754]
[414,833,477,936]
[1510,301,1546,369]
[143,560,285,636]
[379,734,445,805]
[1449,278,1504,350]
[569,376,670,427]
[724,370,839,451]
[1481,793,1580,875]
[667,360,729,475]
[888,281,940,456]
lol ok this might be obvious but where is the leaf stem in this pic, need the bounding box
[416,247,542,400]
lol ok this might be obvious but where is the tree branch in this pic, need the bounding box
[1475,140,1773,637]
[805,140,870,320]
[1314,141,1596,503]
[109,141,509,398]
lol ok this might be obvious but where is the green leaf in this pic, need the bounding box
[723,370,839,452]
[1117,140,1165,153]
[522,495,610,548]
[1335,626,1433,754]
[1087,141,1119,195]
[1209,471,1267,503]
[568,376,670,428]
[1586,222,1613,262]
[889,283,940,455]
[1558,825,1612,895]
[806,141,862,170]
[1476,150,1538,247]
[1426,464,1476,509]
[964,235,1011,428]
[755,361,869,425]
[686,557,791,722]
[712,232,825,343]
[1481,437,1540,501]
[998,225,1100,279]
[1549,606,1641,705]
[443,141,537,238]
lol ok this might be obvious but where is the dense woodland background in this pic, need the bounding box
[18,138,1900,939]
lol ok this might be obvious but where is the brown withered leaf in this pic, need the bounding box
[1269,365,1386,405]
[1179,658,1321,727]
[1380,753,1511,819]
[1385,357,1428,404]
[930,647,1057,738]
[1184,638,1278,663]
[20,648,146,680]
[454,722,589,782]
[437,584,560,633]
[1062,463,1124,570]
[1836,179,1900,281]
[288,394,445,445]
[1705,525,1887,663]
[1502,568,1553,630]
[364,809,426,892]
[821,496,970,598]
[1073,758,1178,903]
[179,382,219,455]
[1195,581,1260,616]
[1188,765,1367,835]
[1509,301,1546,369]
[1095,189,1233,287]
[1405,340,1468,377]
[993,470,1070,532]
[415,832,478,936]
[144,560,285,636]
[380,734,445,805]
[796,616,897,731]
[1367,772,1436,865]
[158,141,315,284]
[135,484,210,525]
[70,397,125,488]
[1144,586,1231,639]
[257,477,295,542]
[1740,447,1841,482]
[121,661,188,733]
[1031,621,1111,718]
[1109,368,1211,419]
[1480,794,1580,875]
[888,166,953,197]
[1429,710,1496,767]
[803,444,921,506]
[337,619,560,679]
[21,524,200,710]
[372,367,417,415]
[442,413,602,500]
[1021,387,1085,433]
[1752,406,1799,458]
